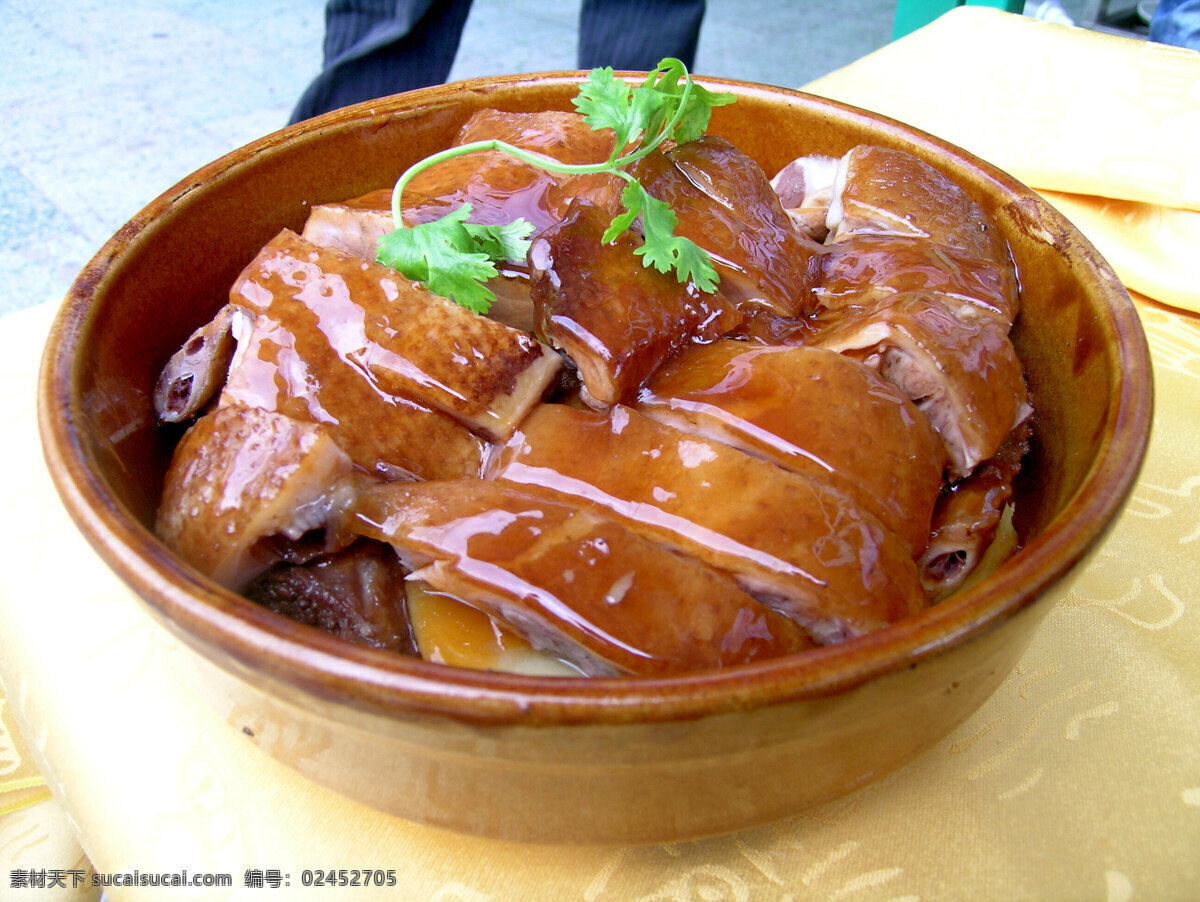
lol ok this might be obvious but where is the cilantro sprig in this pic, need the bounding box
[375,204,534,314]
[375,58,735,312]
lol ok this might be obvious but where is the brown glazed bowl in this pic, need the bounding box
[38,74,1152,844]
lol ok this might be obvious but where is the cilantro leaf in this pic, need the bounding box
[639,59,736,147]
[572,67,638,150]
[604,182,720,293]
[376,204,531,314]
[377,58,735,309]
[464,218,536,264]
[600,180,643,244]
[576,60,736,160]
[638,60,685,142]
[671,79,737,145]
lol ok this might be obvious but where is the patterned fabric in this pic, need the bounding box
[0,701,50,817]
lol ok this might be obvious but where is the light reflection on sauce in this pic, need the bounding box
[406,507,660,664]
[406,581,580,675]
[499,460,822,587]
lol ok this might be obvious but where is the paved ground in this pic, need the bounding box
[2,0,1104,315]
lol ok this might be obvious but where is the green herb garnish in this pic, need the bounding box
[375,58,735,312]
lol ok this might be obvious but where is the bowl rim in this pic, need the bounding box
[37,72,1154,728]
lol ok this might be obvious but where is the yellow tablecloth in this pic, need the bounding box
[2,8,1199,901]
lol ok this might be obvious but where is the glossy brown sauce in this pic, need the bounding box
[817,235,1019,322]
[530,199,742,405]
[491,403,926,643]
[637,341,947,556]
[632,136,825,317]
[406,581,550,671]
[403,108,624,235]
[833,145,1011,265]
[354,479,812,674]
[156,110,1030,674]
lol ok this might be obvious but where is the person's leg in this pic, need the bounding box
[290,0,474,124]
[1150,0,1200,48]
[577,0,706,71]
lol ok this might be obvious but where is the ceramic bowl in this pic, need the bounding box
[38,74,1152,844]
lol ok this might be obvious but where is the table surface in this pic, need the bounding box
[2,8,1198,901]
